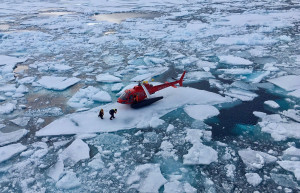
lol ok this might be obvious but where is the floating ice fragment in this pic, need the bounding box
[111,83,124,92]
[37,76,80,90]
[0,143,27,163]
[60,139,90,165]
[127,164,167,193]
[92,91,112,102]
[0,102,16,114]
[166,124,175,132]
[0,84,16,92]
[56,171,81,189]
[96,73,121,83]
[181,71,213,83]
[48,158,64,181]
[268,75,300,91]
[224,88,258,101]
[88,154,104,170]
[238,148,277,170]
[17,77,36,84]
[288,89,300,98]
[10,117,31,127]
[218,68,253,75]
[164,180,196,193]
[218,55,253,65]
[246,71,270,83]
[270,173,299,189]
[184,105,219,120]
[264,100,280,109]
[184,129,217,165]
[103,54,124,66]
[225,164,236,178]
[255,112,300,141]
[277,161,300,181]
[245,173,262,186]
[0,129,28,146]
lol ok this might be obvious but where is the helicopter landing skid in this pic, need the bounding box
[131,96,163,109]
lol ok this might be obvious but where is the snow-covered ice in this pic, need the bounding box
[96,73,121,83]
[184,105,219,120]
[37,87,230,136]
[268,75,300,91]
[245,173,262,186]
[37,76,80,90]
[218,55,253,65]
[127,164,167,193]
[0,143,27,163]
[0,129,28,146]
[238,148,277,170]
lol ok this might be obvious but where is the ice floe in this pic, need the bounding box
[184,105,219,120]
[224,88,258,101]
[37,87,231,136]
[218,55,253,65]
[277,161,300,181]
[183,129,217,165]
[60,139,90,165]
[245,173,262,186]
[68,86,111,108]
[10,117,31,127]
[238,148,277,170]
[164,180,196,193]
[264,100,280,109]
[0,102,16,114]
[254,112,300,141]
[55,171,81,189]
[0,143,27,163]
[37,76,80,90]
[0,129,28,146]
[268,75,300,91]
[96,73,121,83]
[127,164,167,193]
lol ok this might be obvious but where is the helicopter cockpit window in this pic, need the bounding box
[120,92,128,100]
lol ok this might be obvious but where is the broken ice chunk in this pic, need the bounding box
[0,129,28,146]
[10,117,31,127]
[218,55,253,65]
[268,75,300,91]
[238,148,277,170]
[184,105,219,120]
[0,143,27,163]
[245,173,262,186]
[96,73,121,83]
[277,161,300,181]
[0,102,16,114]
[60,139,90,165]
[55,171,81,189]
[37,76,80,90]
[127,164,167,193]
[264,100,280,109]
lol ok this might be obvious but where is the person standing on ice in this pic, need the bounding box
[98,109,104,119]
[109,109,117,120]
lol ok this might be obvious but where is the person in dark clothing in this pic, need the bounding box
[98,109,104,119]
[109,109,117,120]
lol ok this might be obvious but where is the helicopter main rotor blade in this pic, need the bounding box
[141,84,151,99]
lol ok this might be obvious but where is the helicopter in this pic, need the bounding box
[117,71,186,108]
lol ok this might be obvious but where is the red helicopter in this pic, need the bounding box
[117,71,186,108]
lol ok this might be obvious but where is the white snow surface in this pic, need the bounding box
[60,139,90,164]
[68,86,111,108]
[238,148,277,170]
[183,129,217,165]
[96,73,121,83]
[218,55,253,65]
[127,164,167,193]
[268,75,300,91]
[224,88,258,101]
[0,143,27,163]
[0,102,16,114]
[245,173,262,186]
[37,76,80,90]
[164,180,197,193]
[55,171,81,189]
[254,112,300,141]
[264,100,280,109]
[184,105,219,120]
[0,129,28,146]
[277,161,300,181]
[37,87,230,136]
